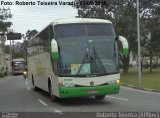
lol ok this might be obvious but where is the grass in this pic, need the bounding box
[120,68,160,91]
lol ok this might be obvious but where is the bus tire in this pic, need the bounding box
[32,75,38,91]
[48,79,58,102]
[95,95,105,100]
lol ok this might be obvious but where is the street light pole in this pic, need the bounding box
[137,0,142,84]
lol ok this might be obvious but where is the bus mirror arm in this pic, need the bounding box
[118,36,129,56]
[51,39,59,60]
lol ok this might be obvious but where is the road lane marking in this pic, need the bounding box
[49,107,63,114]
[128,85,135,87]
[107,96,128,101]
[27,87,30,91]
[38,99,47,106]
[25,81,28,85]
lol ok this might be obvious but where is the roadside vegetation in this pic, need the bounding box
[121,67,160,91]
[74,0,160,73]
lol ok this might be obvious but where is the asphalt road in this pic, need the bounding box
[0,76,160,118]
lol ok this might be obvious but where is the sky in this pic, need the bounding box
[1,0,78,44]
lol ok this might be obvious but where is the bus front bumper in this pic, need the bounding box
[59,84,120,98]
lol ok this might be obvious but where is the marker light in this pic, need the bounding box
[23,71,27,75]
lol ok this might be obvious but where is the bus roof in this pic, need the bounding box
[29,18,112,41]
[51,18,112,26]
[12,58,25,62]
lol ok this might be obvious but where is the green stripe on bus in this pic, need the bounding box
[58,84,120,98]
[123,48,129,56]
[51,52,59,59]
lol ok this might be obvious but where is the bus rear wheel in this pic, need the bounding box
[95,95,105,100]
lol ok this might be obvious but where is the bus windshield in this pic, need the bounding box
[13,62,25,69]
[55,23,119,76]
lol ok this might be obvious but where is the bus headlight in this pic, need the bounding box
[69,83,75,87]
[58,82,64,86]
[58,82,75,87]
[108,80,120,85]
[108,80,116,84]
[23,71,27,75]
[116,79,120,84]
[64,83,75,87]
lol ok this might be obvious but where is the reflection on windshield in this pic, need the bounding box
[55,24,119,76]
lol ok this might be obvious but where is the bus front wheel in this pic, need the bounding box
[95,95,105,100]
[48,82,58,101]
[32,75,38,91]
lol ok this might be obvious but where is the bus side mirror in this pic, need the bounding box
[51,39,59,60]
[118,36,129,56]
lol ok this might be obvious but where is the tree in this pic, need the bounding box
[74,0,160,73]
[21,29,38,61]
[141,2,160,72]
[4,45,10,54]
[0,8,12,35]
[0,8,12,77]
[22,29,38,41]
[14,52,24,58]
[145,18,160,73]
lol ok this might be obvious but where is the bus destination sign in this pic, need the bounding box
[7,32,21,40]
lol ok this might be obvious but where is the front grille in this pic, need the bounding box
[74,82,109,87]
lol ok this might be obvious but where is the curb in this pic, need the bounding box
[121,84,160,93]
[0,75,9,80]
[0,77,6,80]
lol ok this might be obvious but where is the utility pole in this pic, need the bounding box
[137,0,142,84]
[12,40,14,59]
[10,40,12,64]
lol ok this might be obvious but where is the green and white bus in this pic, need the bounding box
[27,18,128,101]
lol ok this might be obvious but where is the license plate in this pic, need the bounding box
[88,90,97,94]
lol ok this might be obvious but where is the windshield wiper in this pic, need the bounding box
[76,45,107,75]
[92,45,107,74]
